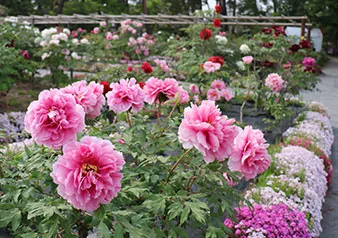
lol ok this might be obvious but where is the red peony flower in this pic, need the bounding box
[19,50,31,60]
[141,62,153,73]
[208,56,224,66]
[261,28,272,34]
[262,60,274,68]
[262,42,273,48]
[127,66,133,72]
[290,44,300,52]
[300,40,312,49]
[215,5,222,13]
[200,28,212,40]
[100,81,112,95]
[213,18,222,28]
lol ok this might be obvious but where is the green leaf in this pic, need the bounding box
[142,195,166,215]
[11,210,21,231]
[114,223,124,238]
[46,221,58,238]
[179,206,190,225]
[97,221,111,238]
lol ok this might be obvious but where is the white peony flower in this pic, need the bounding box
[80,38,89,44]
[240,44,251,54]
[236,61,245,71]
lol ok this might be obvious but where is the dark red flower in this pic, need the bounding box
[141,62,153,74]
[5,39,14,48]
[215,5,222,13]
[213,18,222,28]
[290,44,300,52]
[299,40,312,49]
[262,42,273,48]
[127,66,133,72]
[272,26,286,36]
[208,56,224,66]
[200,28,212,40]
[261,28,272,34]
[100,81,112,95]
[262,60,273,68]
[19,50,31,60]
[138,82,145,89]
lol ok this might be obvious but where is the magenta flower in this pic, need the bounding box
[51,136,125,211]
[178,100,238,163]
[210,79,226,90]
[264,73,284,93]
[203,61,221,73]
[302,57,316,68]
[228,126,270,180]
[207,88,221,101]
[144,77,189,104]
[61,80,105,118]
[24,89,85,149]
[242,55,253,64]
[106,78,145,113]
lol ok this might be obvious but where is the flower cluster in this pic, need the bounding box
[207,79,233,101]
[154,58,170,72]
[203,61,221,73]
[128,34,155,56]
[121,19,143,34]
[224,204,310,237]
[0,112,27,143]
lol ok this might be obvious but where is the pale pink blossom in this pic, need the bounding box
[189,84,200,94]
[144,50,149,56]
[154,59,170,72]
[50,136,125,211]
[24,89,85,149]
[144,77,188,104]
[264,73,284,92]
[112,35,119,40]
[106,78,145,113]
[203,61,221,73]
[135,49,141,54]
[178,100,238,163]
[228,126,270,180]
[207,88,221,101]
[193,95,201,104]
[61,81,105,118]
[93,27,99,34]
[220,88,233,101]
[283,61,291,69]
[210,79,226,90]
[99,21,107,27]
[242,56,254,64]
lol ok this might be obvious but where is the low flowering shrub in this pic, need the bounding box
[224,204,310,237]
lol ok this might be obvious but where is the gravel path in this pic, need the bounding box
[301,57,338,237]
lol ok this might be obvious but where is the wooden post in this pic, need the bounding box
[307,25,311,41]
[300,17,306,39]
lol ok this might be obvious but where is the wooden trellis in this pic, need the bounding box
[0,14,312,39]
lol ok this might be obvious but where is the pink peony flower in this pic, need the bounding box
[207,88,221,101]
[189,84,200,94]
[283,61,291,69]
[210,79,226,90]
[61,80,105,118]
[112,35,119,40]
[93,27,99,34]
[302,57,316,68]
[106,78,145,113]
[203,61,221,73]
[242,56,253,64]
[50,136,125,211]
[228,126,270,180]
[24,89,85,149]
[264,73,284,92]
[178,100,238,163]
[220,88,233,101]
[144,77,188,104]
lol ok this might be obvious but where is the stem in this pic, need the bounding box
[167,103,178,120]
[169,148,192,174]
[126,111,132,127]
[240,100,247,124]
[78,211,88,238]
[186,161,204,191]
